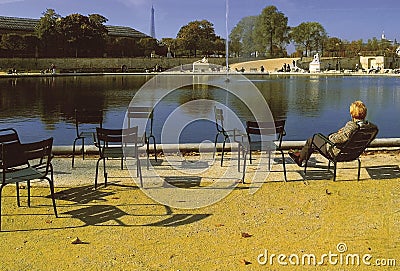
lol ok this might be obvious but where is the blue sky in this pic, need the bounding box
[1,0,399,43]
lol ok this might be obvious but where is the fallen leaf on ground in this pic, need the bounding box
[240,259,251,265]
[71,237,84,244]
[326,189,332,195]
[241,232,252,238]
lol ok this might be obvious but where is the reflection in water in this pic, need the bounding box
[0,74,400,145]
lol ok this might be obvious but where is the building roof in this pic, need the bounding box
[0,16,39,32]
[0,15,150,38]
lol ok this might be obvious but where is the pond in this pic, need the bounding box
[0,74,399,145]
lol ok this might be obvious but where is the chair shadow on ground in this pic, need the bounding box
[271,157,326,181]
[365,165,400,179]
[163,176,202,188]
[181,160,209,169]
[144,213,211,227]
[63,204,211,228]
[52,185,114,204]
[150,158,164,167]
[43,185,211,230]
[64,205,128,226]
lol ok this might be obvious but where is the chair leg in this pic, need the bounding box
[145,137,150,169]
[27,180,31,207]
[16,182,20,207]
[357,159,361,181]
[82,138,85,160]
[145,139,150,170]
[213,133,219,159]
[72,137,79,167]
[242,150,248,183]
[333,162,337,182]
[267,150,271,171]
[95,158,101,189]
[46,177,58,217]
[221,137,227,167]
[103,157,108,187]
[304,158,308,174]
[237,143,241,172]
[137,157,143,187]
[0,184,4,231]
[280,150,287,182]
[150,135,157,162]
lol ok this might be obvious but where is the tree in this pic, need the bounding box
[213,37,226,56]
[291,22,327,57]
[253,6,290,57]
[161,38,176,56]
[345,39,363,57]
[138,37,158,57]
[87,14,108,56]
[176,20,218,57]
[35,9,62,56]
[230,16,257,57]
[0,34,26,57]
[59,13,108,57]
[108,37,140,57]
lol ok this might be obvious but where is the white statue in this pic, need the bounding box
[309,53,321,73]
[311,53,320,64]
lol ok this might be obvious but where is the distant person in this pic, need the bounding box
[240,67,245,72]
[289,100,369,166]
[51,63,56,74]
[260,65,265,72]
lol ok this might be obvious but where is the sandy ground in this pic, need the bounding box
[0,149,399,270]
[230,58,301,73]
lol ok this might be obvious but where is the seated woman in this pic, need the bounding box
[289,100,369,166]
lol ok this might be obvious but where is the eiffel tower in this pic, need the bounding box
[150,5,156,38]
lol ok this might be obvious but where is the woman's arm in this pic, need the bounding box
[328,121,358,144]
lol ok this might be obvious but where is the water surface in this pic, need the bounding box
[0,74,399,145]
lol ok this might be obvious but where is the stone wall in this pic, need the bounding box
[0,57,227,73]
[298,57,361,71]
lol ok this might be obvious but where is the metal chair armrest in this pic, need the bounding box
[233,129,246,143]
[313,133,336,146]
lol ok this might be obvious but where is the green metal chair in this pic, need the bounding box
[72,109,103,167]
[0,133,57,230]
[95,126,142,189]
[214,107,236,166]
[236,120,287,183]
[127,106,157,167]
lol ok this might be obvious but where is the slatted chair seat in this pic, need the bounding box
[4,167,46,182]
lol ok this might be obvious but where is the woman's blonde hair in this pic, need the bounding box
[350,100,367,120]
